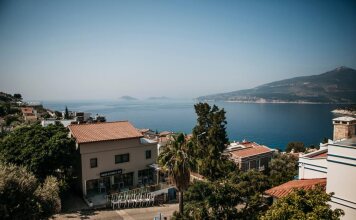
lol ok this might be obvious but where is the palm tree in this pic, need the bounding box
[158,133,192,215]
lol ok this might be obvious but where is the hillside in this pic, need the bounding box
[198,67,356,103]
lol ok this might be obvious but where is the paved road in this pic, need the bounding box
[52,204,178,220]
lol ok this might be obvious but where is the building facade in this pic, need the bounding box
[270,116,356,220]
[69,121,158,196]
[298,148,328,179]
[327,117,356,220]
[224,141,275,171]
[21,107,37,121]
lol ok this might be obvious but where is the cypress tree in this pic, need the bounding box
[64,106,69,119]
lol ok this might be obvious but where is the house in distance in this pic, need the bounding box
[224,140,275,171]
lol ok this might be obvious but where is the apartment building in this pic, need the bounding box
[69,121,158,196]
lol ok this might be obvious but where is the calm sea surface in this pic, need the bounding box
[43,100,344,150]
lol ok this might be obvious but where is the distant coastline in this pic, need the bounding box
[197,67,356,104]
[226,100,334,104]
[332,109,356,116]
[198,99,354,105]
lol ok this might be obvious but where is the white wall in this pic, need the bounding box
[327,142,356,220]
[298,157,327,179]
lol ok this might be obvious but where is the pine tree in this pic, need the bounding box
[191,103,230,180]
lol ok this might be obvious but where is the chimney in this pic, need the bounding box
[333,117,356,141]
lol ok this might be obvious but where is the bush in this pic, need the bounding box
[0,162,61,219]
[286,142,305,153]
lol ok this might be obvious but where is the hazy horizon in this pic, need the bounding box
[1,0,356,101]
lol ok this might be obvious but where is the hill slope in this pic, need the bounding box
[198,67,356,103]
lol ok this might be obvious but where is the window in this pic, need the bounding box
[90,158,97,168]
[122,172,134,187]
[115,153,130,164]
[114,172,134,188]
[146,150,152,159]
[138,169,153,185]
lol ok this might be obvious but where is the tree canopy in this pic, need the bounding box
[175,169,272,220]
[0,123,77,190]
[13,93,22,100]
[268,153,298,187]
[260,186,344,220]
[0,162,61,219]
[229,169,271,219]
[191,103,233,180]
[180,180,240,220]
[285,142,305,153]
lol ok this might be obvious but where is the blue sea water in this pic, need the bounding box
[43,99,343,150]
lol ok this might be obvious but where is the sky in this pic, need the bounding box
[0,0,356,101]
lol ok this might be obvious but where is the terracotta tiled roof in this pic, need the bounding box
[69,121,143,144]
[265,178,326,199]
[311,152,327,158]
[304,149,328,159]
[21,107,33,114]
[229,142,273,158]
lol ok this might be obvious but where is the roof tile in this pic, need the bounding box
[230,142,273,158]
[69,121,143,144]
[265,178,326,198]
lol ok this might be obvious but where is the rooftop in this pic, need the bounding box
[226,141,274,158]
[265,178,326,199]
[302,149,328,159]
[159,131,173,136]
[333,116,356,122]
[334,137,356,147]
[21,107,33,114]
[138,128,151,133]
[310,152,327,158]
[69,121,143,144]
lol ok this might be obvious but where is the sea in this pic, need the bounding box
[42,99,346,150]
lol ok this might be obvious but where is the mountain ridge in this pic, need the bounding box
[198,67,356,103]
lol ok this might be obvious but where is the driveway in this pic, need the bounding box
[52,204,179,220]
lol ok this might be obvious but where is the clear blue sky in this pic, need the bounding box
[0,0,355,100]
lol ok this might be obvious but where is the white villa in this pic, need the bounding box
[288,116,356,219]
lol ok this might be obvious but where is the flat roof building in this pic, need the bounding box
[267,116,356,219]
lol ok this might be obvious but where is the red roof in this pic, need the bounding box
[229,142,273,158]
[305,150,328,159]
[69,121,143,144]
[312,152,327,158]
[265,178,326,198]
[21,107,33,114]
